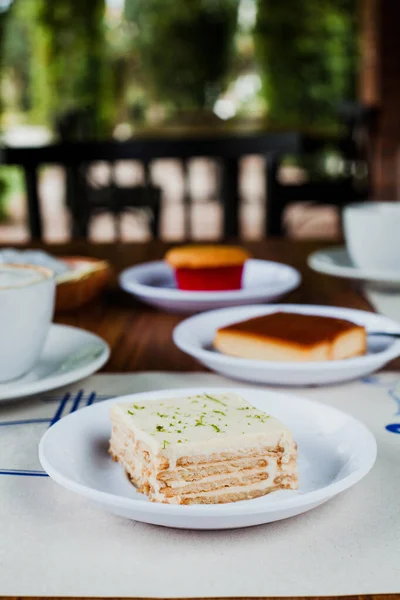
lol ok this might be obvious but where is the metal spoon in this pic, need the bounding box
[367,331,400,338]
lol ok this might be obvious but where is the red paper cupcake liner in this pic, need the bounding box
[175,265,244,291]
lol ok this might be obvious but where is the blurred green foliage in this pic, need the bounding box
[2,0,31,112]
[0,0,360,220]
[0,0,359,130]
[25,0,113,136]
[254,0,358,127]
[124,0,238,111]
[0,165,24,219]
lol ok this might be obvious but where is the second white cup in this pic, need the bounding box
[343,202,400,272]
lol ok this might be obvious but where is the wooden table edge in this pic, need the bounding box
[2,595,400,600]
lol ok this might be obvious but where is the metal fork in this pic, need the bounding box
[49,390,97,426]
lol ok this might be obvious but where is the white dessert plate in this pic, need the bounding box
[308,246,400,289]
[0,324,109,402]
[39,386,376,530]
[173,304,400,386]
[119,259,301,313]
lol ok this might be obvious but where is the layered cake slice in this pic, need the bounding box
[109,392,298,505]
[214,312,366,362]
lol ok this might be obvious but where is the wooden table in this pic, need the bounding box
[41,238,395,372]
[9,239,399,600]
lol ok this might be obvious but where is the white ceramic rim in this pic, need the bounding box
[173,304,400,372]
[308,247,400,283]
[0,263,55,290]
[345,200,400,213]
[39,386,377,518]
[119,260,302,301]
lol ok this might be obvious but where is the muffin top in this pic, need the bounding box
[165,245,251,269]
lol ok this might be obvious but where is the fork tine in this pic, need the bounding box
[49,392,70,426]
[69,390,84,414]
[86,391,96,406]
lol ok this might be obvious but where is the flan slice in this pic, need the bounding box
[214,312,366,362]
[109,392,298,505]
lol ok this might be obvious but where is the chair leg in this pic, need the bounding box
[182,159,191,239]
[221,157,240,239]
[114,212,122,240]
[151,196,161,238]
[23,166,43,239]
[265,152,283,237]
[67,166,90,238]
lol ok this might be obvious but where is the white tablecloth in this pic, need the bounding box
[0,371,400,597]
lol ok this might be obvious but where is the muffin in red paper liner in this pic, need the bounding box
[165,245,251,291]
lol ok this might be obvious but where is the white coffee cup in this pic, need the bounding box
[0,264,55,382]
[343,202,400,272]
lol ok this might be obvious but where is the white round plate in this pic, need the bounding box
[39,386,376,530]
[308,246,400,289]
[119,259,301,313]
[0,324,109,402]
[173,304,400,386]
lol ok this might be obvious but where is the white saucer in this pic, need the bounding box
[119,259,301,313]
[308,246,400,289]
[0,324,109,402]
[173,304,400,386]
[39,386,376,530]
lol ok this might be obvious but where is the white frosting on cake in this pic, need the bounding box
[111,392,293,467]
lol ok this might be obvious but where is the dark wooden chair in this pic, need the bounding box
[56,109,162,239]
[2,118,372,240]
[64,159,162,239]
[265,104,376,236]
[266,160,366,236]
[2,132,304,240]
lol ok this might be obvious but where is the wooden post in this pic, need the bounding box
[360,0,400,199]
[359,0,380,106]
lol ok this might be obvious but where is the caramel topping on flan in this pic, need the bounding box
[218,312,363,348]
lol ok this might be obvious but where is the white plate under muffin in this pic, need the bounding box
[119,260,301,314]
[39,386,376,530]
[173,304,400,386]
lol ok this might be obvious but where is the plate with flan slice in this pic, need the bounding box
[173,304,400,385]
[39,387,376,529]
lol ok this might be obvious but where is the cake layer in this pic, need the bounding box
[214,312,366,362]
[158,457,270,482]
[109,392,298,505]
[111,446,297,504]
[177,477,297,505]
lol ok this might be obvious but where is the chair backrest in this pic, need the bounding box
[2,132,302,240]
[3,130,365,240]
